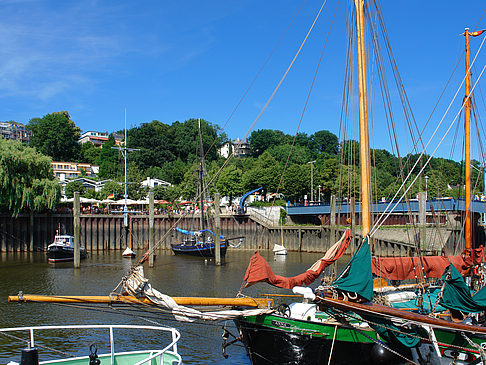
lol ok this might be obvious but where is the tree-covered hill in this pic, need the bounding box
[0,111,475,212]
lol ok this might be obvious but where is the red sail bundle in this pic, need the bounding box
[244,229,352,289]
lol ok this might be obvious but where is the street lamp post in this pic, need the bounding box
[308,160,316,203]
[318,185,321,203]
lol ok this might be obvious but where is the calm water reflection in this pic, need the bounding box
[0,249,337,364]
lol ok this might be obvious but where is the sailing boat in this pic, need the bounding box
[234,8,486,365]
[273,217,288,255]
[170,119,228,258]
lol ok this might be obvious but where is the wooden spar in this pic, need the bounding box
[319,296,486,334]
[354,0,372,237]
[7,294,273,308]
[464,28,472,250]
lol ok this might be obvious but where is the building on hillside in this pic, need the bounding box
[141,177,172,189]
[0,121,32,143]
[59,177,112,196]
[219,142,231,159]
[78,131,109,147]
[233,138,250,158]
[113,133,124,146]
[219,138,250,159]
[52,161,100,181]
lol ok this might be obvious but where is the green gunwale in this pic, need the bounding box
[241,314,377,343]
[434,328,486,353]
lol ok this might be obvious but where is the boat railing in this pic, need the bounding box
[0,324,181,365]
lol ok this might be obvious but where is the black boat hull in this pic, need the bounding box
[234,315,411,365]
[47,246,88,263]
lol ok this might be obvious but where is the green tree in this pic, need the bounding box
[146,159,186,185]
[216,164,243,204]
[100,181,123,200]
[96,135,119,179]
[152,184,180,201]
[248,129,287,157]
[79,141,101,164]
[65,180,86,198]
[282,164,309,201]
[171,118,223,163]
[27,111,81,161]
[0,138,60,216]
[128,120,176,171]
[242,151,282,194]
[310,130,339,155]
[267,144,312,165]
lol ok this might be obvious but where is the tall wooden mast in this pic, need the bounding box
[355,0,372,237]
[464,28,472,250]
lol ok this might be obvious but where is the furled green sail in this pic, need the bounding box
[440,264,486,313]
[332,237,373,301]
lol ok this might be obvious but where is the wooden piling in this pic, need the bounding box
[418,191,426,252]
[330,195,336,243]
[73,192,80,268]
[149,192,155,267]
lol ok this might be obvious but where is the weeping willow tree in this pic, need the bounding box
[0,138,60,217]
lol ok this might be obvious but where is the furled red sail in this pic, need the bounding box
[243,229,352,289]
[372,247,485,281]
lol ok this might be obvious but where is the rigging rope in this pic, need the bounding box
[370,35,486,237]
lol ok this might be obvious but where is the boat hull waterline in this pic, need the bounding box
[47,245,88,263]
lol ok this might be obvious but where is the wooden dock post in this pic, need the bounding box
[149,192,155,267]
[330,195,336,243]
[215,193,221,266]
[74,192,80,268]
[418,191,426,251]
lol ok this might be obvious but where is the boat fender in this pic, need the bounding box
[89,344,100,365]
[370,343,396,364]
[20,347,38,365]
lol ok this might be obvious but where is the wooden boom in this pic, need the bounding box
[8,294,272,308]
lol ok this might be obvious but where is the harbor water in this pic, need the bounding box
[0,249,330,364]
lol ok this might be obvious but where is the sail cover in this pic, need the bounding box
[332,236,373,302]
[175,227,215,236]
[440,264,486,313]
[243,229,352,289]
[372,247,485,281]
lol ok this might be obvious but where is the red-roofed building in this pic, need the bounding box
[79,131,109,147]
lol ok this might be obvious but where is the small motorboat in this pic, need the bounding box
[47,233,88,263]
[3,324,182,365]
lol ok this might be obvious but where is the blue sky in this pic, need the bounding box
[1,0,485,161]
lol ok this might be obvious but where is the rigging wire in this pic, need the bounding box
[265,0,339,227]
[137,0,330,267]
[370,59,486,237]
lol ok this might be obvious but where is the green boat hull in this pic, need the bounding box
[235,313,411,364]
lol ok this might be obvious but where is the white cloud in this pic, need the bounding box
[0,2,127,99]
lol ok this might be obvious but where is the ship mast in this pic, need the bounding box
[464,28,472,250]
[355,0,372,237]
[198,119,206,233]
